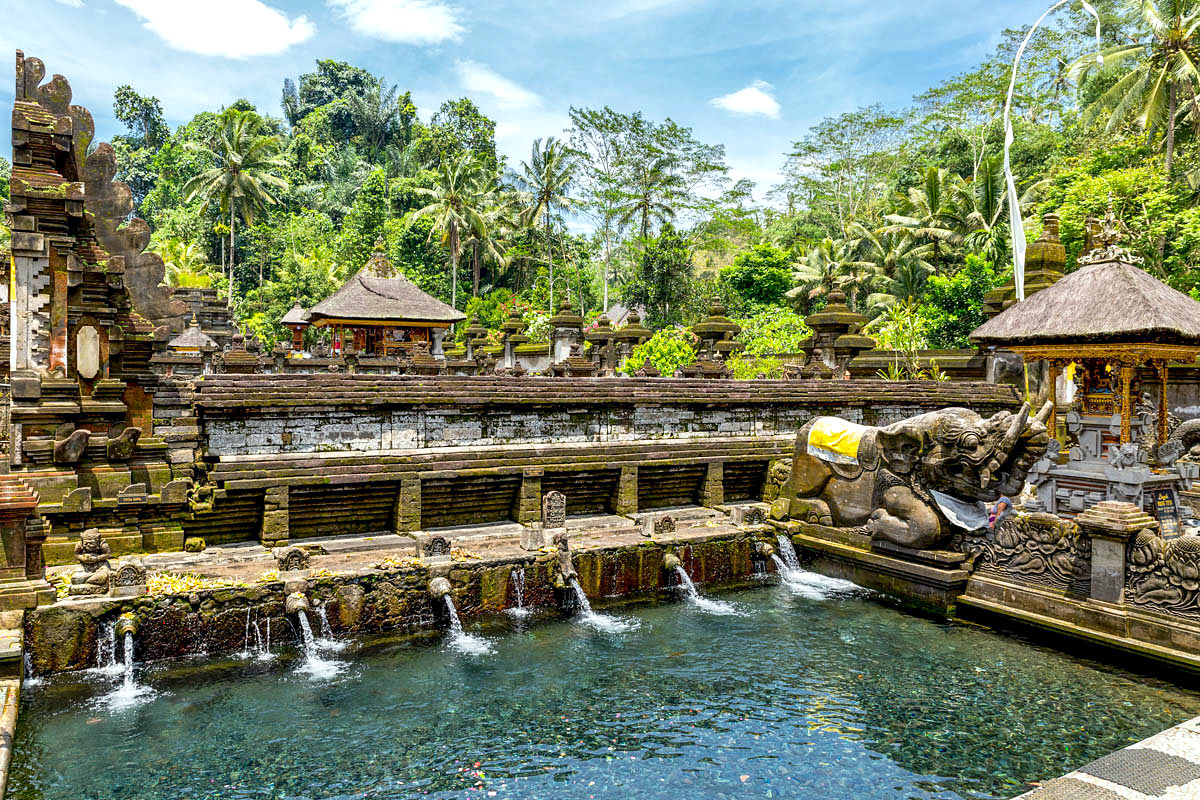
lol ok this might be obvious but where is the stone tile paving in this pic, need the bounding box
[1017,717,1200,799]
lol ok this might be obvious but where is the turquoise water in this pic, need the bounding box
[10,580,1200,800]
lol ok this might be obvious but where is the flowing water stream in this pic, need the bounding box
[672,565,743,615]
[568,577,638,633]
[443,595,494,656]
[506,567,530,619]
[774,535,861,599]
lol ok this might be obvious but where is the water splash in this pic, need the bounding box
[22,651,40,689]
[296,610,346,679]
[442,596,494,655]
[569,578,639,633]
[506,567,531,620]
[315,605,347,652]
[92,619,123,678]
[237,607,253,659]
[776,534,802,571]
[96,632,156,711]
[673,566,744,616]
[771,553,860,601]
[251,616,275,662]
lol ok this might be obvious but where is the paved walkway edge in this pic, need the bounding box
[1016,715,1200,799]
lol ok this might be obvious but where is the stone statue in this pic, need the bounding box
[786,403,1051,551]
[274,545,310,572]
[69,528,112,596]
[553,530,577,584]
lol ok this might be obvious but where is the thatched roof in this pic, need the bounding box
[970,259,1200,348]
[309,242,465,326]
[167,317,217,351]
[281,303,310,326]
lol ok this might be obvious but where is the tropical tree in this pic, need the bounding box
[152,237,220,289]
[1069,0,1200,177]
[182,109,288,308]
[882,166,962,271]
[515,137,578,312]
[616,154,684,240]
[408,152,492,307]
[787,238,851,311]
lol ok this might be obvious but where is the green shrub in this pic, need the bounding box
[621,328,697,376]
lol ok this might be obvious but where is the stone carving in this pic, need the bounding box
[763,459,792,502]
[274,545,310,572]
[111,560,148,597]
[424,535,451,557]
[1126,531,1200,618]
[654,515,676,536]
[1107,442,1142,470]
[1167,418,1200,461]
[542,491,567,529]
[53,429,90,465]
[788,403,1051,551]
[955,513,1090,593]
[69,528,112,596]
[745,507,767,525]
[553,530,577,584]
[106,426,141,461]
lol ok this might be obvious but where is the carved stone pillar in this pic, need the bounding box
[1155,359,1170,448]
[395,476,422,533]
[702,462,724,507]
[260,485,289,548]
[616,466,638,516]
[1118,363,1135,444]
[1076,500,1156,605]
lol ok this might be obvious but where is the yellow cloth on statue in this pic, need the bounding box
[807,417,867,466]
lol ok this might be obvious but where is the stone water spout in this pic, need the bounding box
[285,591,311,616]
[428,576,452,599]
[662,552,682,573]
[114,612,139,638]
[551,531,577,586]
[755,542,776,559]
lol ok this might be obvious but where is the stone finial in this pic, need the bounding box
[1076,500,1157,539]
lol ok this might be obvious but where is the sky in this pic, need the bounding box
[3,0,1053,204]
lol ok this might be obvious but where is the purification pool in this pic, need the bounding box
[10,577,1200,800]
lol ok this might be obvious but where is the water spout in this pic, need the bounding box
[96,628,155,710]
[442,595,493,655]
[772,536,861,600]
[315,604,347,652]
[507,566,531,619]
[285,591,311,616]
[673,565,743,616]
[295,608,345,679]
[568,578,638,633]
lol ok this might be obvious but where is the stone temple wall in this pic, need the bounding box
[192,375,1021,458]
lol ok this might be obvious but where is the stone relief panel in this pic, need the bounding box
[1126,531,1200,620]
[955,513,1091,595]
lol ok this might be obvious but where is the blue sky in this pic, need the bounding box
[5,0,1052,201]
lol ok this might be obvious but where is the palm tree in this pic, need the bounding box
[882,166,962,272]
[408,152,492,308]
[462,188,518,297]
[515,137,578,312]
[847,224,934,311]
[787,238,849,312]
[616,155,684,240]
[946,155,1008,262]
[301,145,369,224]
[182,109,288,308]
[153,237,220,289]
[347,82,409,162]
[1069,0,1200,177]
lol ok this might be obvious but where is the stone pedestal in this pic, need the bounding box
[1076,500,1157,605]
[395,477,422,533]
[260,485,289,548]
[616,466,638,516]
[702,463,724,507]
[517,470,542,526]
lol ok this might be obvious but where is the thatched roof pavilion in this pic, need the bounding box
[970,208,1200,447]
[303,239,464,356]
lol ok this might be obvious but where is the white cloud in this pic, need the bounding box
[113,0,315,58]
[455,61,540,109]
[327,0,463,45]
[710,80,781,119]
[53,0,84,7]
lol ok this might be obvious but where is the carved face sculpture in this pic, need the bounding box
[876,404,1051,503]
[80,528,102,553]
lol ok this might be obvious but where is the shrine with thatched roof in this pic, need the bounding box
[298,238,465,357]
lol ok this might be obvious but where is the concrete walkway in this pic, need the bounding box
[1017,716,1200,799]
